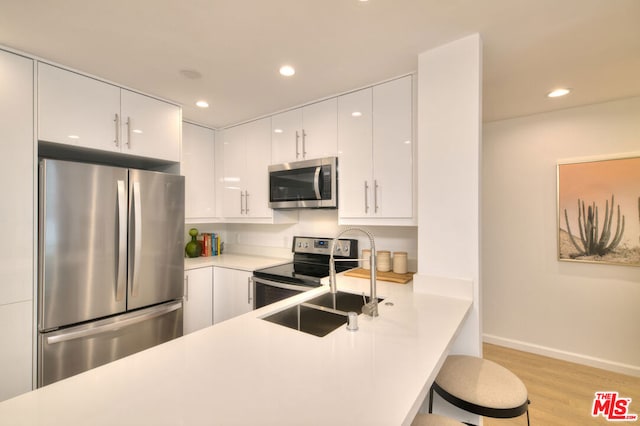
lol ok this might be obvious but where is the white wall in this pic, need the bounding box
[483,96,640,376]
[190,210,418,264]
[415,34,482,356]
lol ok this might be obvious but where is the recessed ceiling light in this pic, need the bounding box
[351,111,362,117]
[547,88,571,98]
[273,128,284,134]
[196,100,209,108]
[68,135,80,139]
[279,65,296,77]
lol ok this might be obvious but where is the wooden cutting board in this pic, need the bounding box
[344,268,414,284]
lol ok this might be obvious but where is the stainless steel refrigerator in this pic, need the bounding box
[38,159,185,387]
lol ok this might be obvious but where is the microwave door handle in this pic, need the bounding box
[313,166,322,199]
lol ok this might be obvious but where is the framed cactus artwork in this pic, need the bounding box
[557,155,640,266]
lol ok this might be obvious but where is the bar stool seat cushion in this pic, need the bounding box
[412,413,466,426]
[434,355,528,418]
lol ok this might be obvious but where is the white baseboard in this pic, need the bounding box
[483,334,640,378]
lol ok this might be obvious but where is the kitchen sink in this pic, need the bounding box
[261,291,385,337]
[305,291,384,313]
[262,303,348,337]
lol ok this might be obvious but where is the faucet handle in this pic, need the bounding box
[362,301,379,317]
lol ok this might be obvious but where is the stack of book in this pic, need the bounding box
[198,232,221,257]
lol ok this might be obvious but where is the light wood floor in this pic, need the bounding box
[482,343,640,426]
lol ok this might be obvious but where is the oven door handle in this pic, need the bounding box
[253,277,315,292]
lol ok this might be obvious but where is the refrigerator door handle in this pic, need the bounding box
[46,301,182,345]
[116,180,127,302]
[131,181,142,297]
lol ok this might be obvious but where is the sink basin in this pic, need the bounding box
[262,304,348,337]
[261,291,385,337]
[305,291,384,314]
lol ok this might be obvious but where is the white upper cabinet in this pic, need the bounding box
[221,118,271,220]
[120,89,180,161]
[338,76,414,225]
[337,88,373,218]
[37,62,180,162]
[182,123,216,222]
[38,63,121,153]
[372,76,413,219]
[219,119,297,224]
[271,98,337,164]
[243,118,272,218]
[271,108,302,164]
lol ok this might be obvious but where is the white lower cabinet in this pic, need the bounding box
[183,267,213,335]
[0,48,34,401]
[213,267,253,324]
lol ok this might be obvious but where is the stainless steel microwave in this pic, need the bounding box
[268,156,337,209]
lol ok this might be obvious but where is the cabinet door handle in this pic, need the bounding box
[114,113,120,147]
[364,181,369,214]
[245,191,250,214]
[302,129,307,159]
[295,131,300,159]
[126,116,132,148]
[240,191,245,214]
[374,180,379,213]
[184,275,189,301]
[247,277,253,305]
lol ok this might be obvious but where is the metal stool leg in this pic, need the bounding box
[428,386,434,413]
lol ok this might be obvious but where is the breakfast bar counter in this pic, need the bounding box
[0,275,471,426]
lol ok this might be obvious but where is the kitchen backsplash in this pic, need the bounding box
[185,210,418,267]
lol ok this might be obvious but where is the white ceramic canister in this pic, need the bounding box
[376,250,391,272]
[362,249,371,270]
[393,251,408,274]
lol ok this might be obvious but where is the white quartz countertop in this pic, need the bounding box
[0,274,471,426]
[184,253,290,271]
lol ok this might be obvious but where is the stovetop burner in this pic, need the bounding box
[253,236,359,286]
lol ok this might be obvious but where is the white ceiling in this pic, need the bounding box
[1,0,639,129]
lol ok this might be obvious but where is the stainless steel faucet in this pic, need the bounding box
[329,227,378,317]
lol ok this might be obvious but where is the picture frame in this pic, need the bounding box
[557,155,640,266]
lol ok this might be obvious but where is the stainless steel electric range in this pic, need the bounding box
[252,236,359,309]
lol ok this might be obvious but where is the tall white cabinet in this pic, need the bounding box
[182,122,217,222]
[38,63,181,162]
[338,76,414,225]
[0,49,34,401]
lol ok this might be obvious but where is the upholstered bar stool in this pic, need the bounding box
[412,413,466,425]
[429,355,530,425]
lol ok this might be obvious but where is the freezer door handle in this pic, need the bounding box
[131,181,142,297]
[116,180,127,301]
[46,301,183,345]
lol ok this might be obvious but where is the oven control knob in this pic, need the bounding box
[304,242,309,248]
